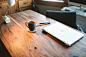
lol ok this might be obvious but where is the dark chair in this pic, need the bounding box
[31,1,39,13]
[46,10,83,32]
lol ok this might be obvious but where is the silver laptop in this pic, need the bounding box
[42,22,84,46]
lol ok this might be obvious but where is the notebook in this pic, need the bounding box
[42,22,84,46]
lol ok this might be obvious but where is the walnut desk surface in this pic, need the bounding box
[0,10,86,57]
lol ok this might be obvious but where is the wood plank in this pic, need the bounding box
[0,10,86,57]
[1,2,8,16]
[18,0,32,8]
[0,16,58,57]
[0,3,2,17]
[1,1,18,16]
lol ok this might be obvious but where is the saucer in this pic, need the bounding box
[27,28,37,33]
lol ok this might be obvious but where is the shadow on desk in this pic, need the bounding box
[0,18,11,57]
[0,40,11,57]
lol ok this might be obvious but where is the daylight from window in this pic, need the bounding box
[42,0,64,3]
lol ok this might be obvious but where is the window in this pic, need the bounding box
[35,0,68,7]
[41,0,64,3]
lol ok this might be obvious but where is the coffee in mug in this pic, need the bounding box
[25,20,36,32]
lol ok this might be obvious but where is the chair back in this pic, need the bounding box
[31,0,39,13]
[46,10,77,29]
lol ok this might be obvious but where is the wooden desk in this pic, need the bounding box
[0,10,86,57]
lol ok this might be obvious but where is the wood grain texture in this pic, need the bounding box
[18,0,32,11]
[18,0,32,8]
[1,1,18,16]
[0,0,7,2]
[0,10,86,57]
[0,3,2,17]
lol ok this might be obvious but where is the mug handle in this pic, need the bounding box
[25,22,28,27]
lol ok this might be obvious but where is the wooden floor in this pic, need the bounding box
[0,40,11,57]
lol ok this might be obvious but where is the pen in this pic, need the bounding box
[39,22,50,24]
[36,24,47,27]
[36,22,50,27]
